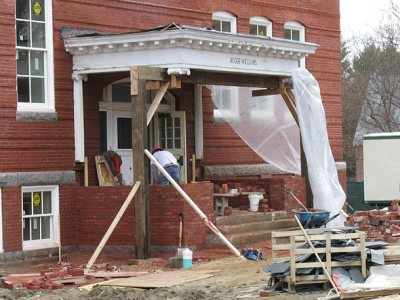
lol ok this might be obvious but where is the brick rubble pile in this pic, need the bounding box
[345,200,400,243]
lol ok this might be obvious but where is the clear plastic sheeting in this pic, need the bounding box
[208,86,301,174]
[209,68,345,228]
[292,69,345,228]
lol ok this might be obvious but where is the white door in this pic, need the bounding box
[154,112,187,182]
[112,111,133,185]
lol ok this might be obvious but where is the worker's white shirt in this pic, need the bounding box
[152,150,178,167]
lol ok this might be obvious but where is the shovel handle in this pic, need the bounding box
[285,189,308,212]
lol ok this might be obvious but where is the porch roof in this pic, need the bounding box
[63,23,319,76]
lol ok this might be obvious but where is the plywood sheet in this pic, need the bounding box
[102,270,214,288]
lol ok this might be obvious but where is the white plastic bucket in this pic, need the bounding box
[182,248,193,269]
[249,193,263,212]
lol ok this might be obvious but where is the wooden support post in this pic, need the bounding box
[84,157,88,187]
[85,181,141,272]
[131,69,150,259]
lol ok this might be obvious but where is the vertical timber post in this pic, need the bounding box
[131,67,150,259]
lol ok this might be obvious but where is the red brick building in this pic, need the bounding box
[0,0,344,258]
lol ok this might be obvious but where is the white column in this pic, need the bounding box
[194,84,204,159]
[72,74,87,162]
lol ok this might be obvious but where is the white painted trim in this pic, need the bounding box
[212,11,237,33]
[194,84,203,159]
[0,188,3,253]
[73,75,85,162]
[250,16,273,37]
[21,185,60,251]
[16,0,55,113]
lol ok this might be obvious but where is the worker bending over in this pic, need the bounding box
[151,146,180,184]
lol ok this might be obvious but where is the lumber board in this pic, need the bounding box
[295,261,361,269]
[252,87,283,97]
[146,81,170,125]
[85,271,147,278]
[294,233,362,241]
[340,287,400,299]
[130,66,138,95]
[102,270,214,288]
[137,66,283,88]
[95,155,118,186]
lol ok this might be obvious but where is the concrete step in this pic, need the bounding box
[215,211,287,226]
[218,219,297,235]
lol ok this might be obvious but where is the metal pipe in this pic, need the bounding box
[145,149,244,259]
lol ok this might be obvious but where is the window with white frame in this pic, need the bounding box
[212,11,236,33]
[284,21,305,67]
[16,0,54,112]
[22,186,59,250]
[249,16,272,37]
[211,85,238,119]
[211,12,237,119]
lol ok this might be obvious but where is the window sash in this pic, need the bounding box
[16,0,54,111]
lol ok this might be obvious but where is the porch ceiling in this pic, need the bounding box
[63,24,319,76]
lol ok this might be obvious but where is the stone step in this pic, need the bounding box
[215,211,287,226]
[218,219,297,235]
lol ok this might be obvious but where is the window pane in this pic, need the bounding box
[31,217,41,240]
[292,30,300,41]
[31,77,45,103]
[159,128,165,138]
[41,217,50,239]
[30,51,44,76]
[16,21,30,47]
[23,192,32,216]
[112,82,131,102]
[33,192,42,214]
[16,0,30,19]
[258,25,267,36]
[175,139,181,149]
[167,139,173,148]
[250,24,257,35]
[174,118,180,128]
[117,117,132,149]
[221,21,231,33]
[284,29,291,40]
[17,50,29,75]
[212,20,221,31]
[166,117,172,127]
[23,218,31,241]
[160,138,166,149]
[32,22,46,48]
[18,77,30,103]
[167,128,173,138]
[42,191,52,214]
[31,0,45,21]
[174,128,181,138]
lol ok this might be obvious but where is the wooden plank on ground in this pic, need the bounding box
[340,288,400,299]
[85,271,147,278]
[102,270,214,288]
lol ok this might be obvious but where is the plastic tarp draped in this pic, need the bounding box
[208,69,345,227]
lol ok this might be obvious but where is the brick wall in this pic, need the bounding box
[149,182,214,247]
[74,183,213,248]
[2,187,22,252]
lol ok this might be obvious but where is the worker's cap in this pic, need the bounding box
[151,146,162,154]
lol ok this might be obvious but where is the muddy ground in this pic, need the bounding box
[0,245,333,300]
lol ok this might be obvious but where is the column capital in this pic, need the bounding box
[72,73,88,82]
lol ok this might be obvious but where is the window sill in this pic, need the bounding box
[16,111,58,121]
[23,241,59,251]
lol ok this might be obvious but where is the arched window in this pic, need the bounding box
[284,21,305,42]
[212,11,236,33]
[249,16,272,37]
[284,21,306,67]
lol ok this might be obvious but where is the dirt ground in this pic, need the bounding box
[0,244,332,300]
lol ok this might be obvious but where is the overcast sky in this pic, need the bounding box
[340,0,394,40]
